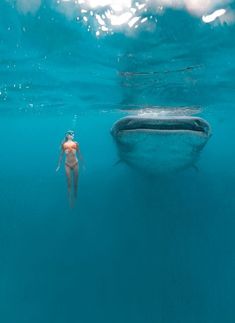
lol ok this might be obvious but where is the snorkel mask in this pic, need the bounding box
[66,130,74,136]
[65,130,75,140]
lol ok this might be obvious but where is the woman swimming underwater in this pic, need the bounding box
[56,130,82,206]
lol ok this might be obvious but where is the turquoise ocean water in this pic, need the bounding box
[1,1,235,322]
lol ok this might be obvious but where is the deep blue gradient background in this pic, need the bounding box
[0,1,235,323]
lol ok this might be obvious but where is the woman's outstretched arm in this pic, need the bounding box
[76,143,85,168]
[56,145,64,172]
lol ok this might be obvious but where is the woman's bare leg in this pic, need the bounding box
[73,164,79,198]
[65,164,73,207]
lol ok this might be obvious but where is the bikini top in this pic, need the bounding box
[63,141,77,152]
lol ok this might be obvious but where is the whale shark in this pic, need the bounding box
[111,115,211,174]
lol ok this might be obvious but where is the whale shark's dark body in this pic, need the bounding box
[111,115,211,174]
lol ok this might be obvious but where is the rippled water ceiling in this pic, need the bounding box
[12,0,234,36]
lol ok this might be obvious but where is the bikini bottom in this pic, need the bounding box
[65,161,78,169]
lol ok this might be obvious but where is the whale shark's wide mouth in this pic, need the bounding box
[111,116,211,136]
